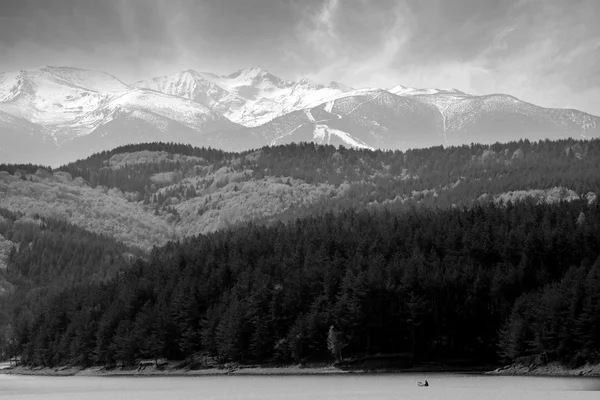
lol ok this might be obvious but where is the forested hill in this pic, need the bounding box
[1,139,598,253]
[61,142,235,171]
[0,206,137,355]
[60,139,599,198]
[0,139,599,370]
[5,201,600,368]
[0,207,133,286]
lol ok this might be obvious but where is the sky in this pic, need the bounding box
[1,0,599,115]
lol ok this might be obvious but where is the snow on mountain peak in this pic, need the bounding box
[388,85,424,95]
[0,70,26,102]
[227,65,270,80]
[130,70,248,120]
[328,81,354,92]
[176,69,200,79]
[3,63,597,164]
[439,88,466,95]
[38,65,129,93]
[294,78,324,91]
[0,66,131,125]
[389,85,467,97]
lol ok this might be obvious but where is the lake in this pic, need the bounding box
[1,373,599,400]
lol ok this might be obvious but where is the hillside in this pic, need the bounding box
[1,139,599,253]
[0,205,137,353]
[0,207,134,286]
[3,200,600,368]
[0,139,599,371]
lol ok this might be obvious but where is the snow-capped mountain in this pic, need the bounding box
[388,85,465,96]
[439,93,600,145]
[214,65,295,100]
[252,88,445,150]
[132,66,353,127]
[0,66,246,165]
[60,105,242,160]
[0,66,128,126]
[0,64,599,166]
[53,88,241,147]
[254,88,599,150]
[131,70,248,118]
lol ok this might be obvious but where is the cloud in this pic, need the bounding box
[289,0,600,114]
[0,0,598,114]
[0,0,185,79]
[290,0,403,84]
[310,0,339,46]
[460,0,600,110]
[293,0,343,68]
[0,0,304,79]
[292,0,519,86]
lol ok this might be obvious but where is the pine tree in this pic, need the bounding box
[327,325,346,362]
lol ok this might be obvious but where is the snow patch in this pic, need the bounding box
[304,109,316,122]
[324,100,334,114]
[312,124,373,150]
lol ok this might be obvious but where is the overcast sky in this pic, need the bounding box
[1,0,599,115]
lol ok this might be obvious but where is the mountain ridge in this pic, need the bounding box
[2,138,598,252]
[1,65,599,166]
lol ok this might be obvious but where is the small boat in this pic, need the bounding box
[417,380,429,387]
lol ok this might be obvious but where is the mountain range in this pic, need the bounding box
[1,65,599,166]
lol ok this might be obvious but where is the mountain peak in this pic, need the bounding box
[181,69,200,75]
[247,65,266,73]
[328,81,354,92]
[442,88,466,95]
[388,84,413,92]
[295,78,323,89]
[389,84,467,96]
[177,69,208,81]
[227,65,270,79]
[35,65,129,93]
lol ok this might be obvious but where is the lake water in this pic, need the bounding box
[1,373,599,400]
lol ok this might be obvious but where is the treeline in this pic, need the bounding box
[4,200,600,368]
[248,139,600,194]
[60,142,234,170]
[59,142,236,195]
[55,139,600,213]
[248,139,599,225]
[0,163,53,176]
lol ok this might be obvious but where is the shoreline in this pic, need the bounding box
[0,365,349,377]
[3,361,600,378]
[0,362,497,378]
[487,362,600,378]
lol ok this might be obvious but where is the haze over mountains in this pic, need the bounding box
[1,65,599,166]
